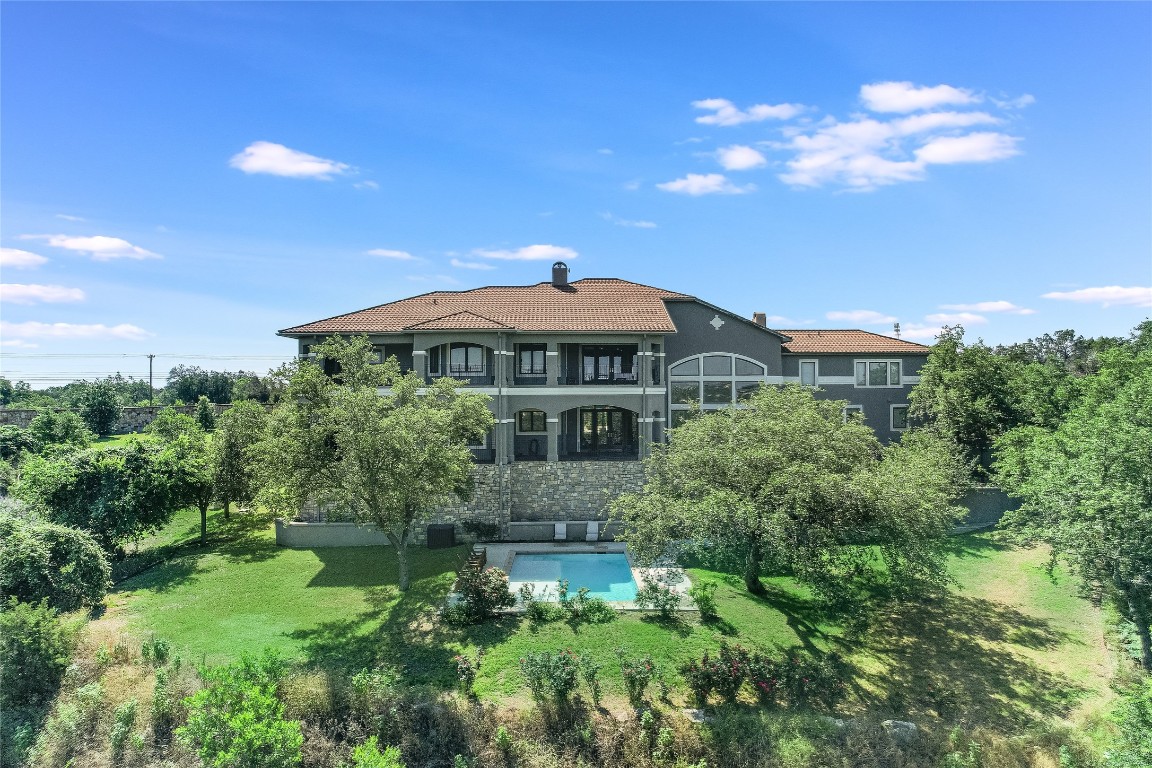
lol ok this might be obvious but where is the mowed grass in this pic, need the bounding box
[109,520,1113,725]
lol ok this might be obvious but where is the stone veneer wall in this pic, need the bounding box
[0,404,231,433]
[288,461,646,545]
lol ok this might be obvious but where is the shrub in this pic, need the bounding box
[177,652,303,768]
[109,697,138,761]
[679,657,713,708]
[519,650,581,703]
[0,597,76,710]
[27,410,93,450]
[563,585,617,625]
[0,425,38,460]
[635,577,682,617]
[348,667,403,723]
[78,380,122,436]
[455,650,481,695]
[579,655,603,707]
[714,643,751,702]
[618,650,659,707]
[351,736,405,768]
[461,519,501,541]
[677,646,846,709]
[0,513,111,611]
[151,657,187,742]
[451,567,515,624]
[494,725,513,753]
[140,634,172,666]
[1110,676,1152,768]
[688,580,718,621]
[195,395,217,432]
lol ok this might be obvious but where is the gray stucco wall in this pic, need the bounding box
[664,301,783,375]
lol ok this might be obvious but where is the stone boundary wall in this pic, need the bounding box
[957,485,1019,530]
[0,404,231,433]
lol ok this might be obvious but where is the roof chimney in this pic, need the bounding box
[752,312,766,327]
[551,261,569,288]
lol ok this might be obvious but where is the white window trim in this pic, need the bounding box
[854,359,904,388]
[890,404,910,432]
[799,359,819,388]
[667,352,771,415]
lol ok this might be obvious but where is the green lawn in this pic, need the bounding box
[92,433,145,449]
[108,519,1112,725]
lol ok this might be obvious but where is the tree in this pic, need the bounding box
[257,336,494,591]
[213,400,268,520]
[995,344,1152,670]
[164,428,217,546]
[0,511,111,612]
[77,379,123,436]
[27,410,93,451]
[0,425,38,461]
[147,407,199,442]
[908,326,1028,475]
[195,395,217,432]
[15,443,179,551]
[612,385,966,598]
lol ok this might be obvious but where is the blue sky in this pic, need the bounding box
[2,2,1150,387]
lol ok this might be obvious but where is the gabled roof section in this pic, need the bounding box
[404,311,512,330]
[279,278,693,335]
[777,329,931,355]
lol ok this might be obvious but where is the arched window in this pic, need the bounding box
[667,353,769,427]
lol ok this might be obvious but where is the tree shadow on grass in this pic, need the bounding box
[638,613,694,638]
[292,546,517,688]
[839,591,1086,729]
[943,531,1013,560]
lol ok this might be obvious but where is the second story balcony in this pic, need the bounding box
[558,344,639,385]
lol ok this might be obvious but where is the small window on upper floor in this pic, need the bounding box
[799,360,817,387]
[855,360,902,387]
[891,405,909,431]
[517,344,547,375]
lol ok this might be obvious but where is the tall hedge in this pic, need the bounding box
[0,513,111,612]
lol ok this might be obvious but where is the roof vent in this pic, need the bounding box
[551,261,569,288]
[752,312,766,327]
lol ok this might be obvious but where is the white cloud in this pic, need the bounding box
[693,98,805,126]
[0,339,39,349]
[473,244,579,261]
[891,111,1001,135]
[366,248,416,260]
[55,213,86,222]
[940,300,1035,315]
[600,212,657,229]
[25,234,161,261]
[597,148,614,155]
[622,179,642,191]
[716,145,768,171]
[925,312,988,325]
[0,320,152,341]
[915,132,1020,164]
[229,141,351,179]
[860,81,981,113]
[1,284,86,305]
[1042,286,1152,308]
[450,258,496,270]
[825,309,898,325]
[992,94,1036,110]
[354,180,380,190]
[656,173,755,196]
[899,323,948,341]
[0,247,48,268]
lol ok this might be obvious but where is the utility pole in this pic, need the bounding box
[148,354,155,406]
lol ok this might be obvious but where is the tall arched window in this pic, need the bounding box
[667,353,769,428]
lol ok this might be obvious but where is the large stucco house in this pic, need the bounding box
[278,262,928,468]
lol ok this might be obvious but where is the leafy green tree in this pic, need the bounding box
[995,345,1152,670]
[257,336,494,591]
[164,429,217,546]
[27,410,93,451]
[1110,676,1152,768]
[147,407,199,442]
[213,400,268,519]
[177,652,302,768]
[195,395,218,432]
[613,385,966,598]
[15,443,179,551]
[0,425,38,461]
[0,512,111,611]
[908,326,1027,475]
[0,377,13,406]
[77,379,123,437]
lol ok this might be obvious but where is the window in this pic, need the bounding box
[517,410,547,433]
[891,405,909,431]
[843,405,863,422]
[428,346,442,375]
[449,343,485,374]
[855,360,903,387]
[667,353,771,425]
[517,344,546,375]
[799,360,817,387]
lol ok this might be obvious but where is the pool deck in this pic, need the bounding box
[479,541,692,609]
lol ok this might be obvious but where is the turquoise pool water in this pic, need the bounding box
[507,553,638,602]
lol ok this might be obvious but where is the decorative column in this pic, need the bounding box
[546,343,560,385]
[546,417,559,462]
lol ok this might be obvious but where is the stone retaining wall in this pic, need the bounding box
[0,404,231,433]
[508,462,645,522]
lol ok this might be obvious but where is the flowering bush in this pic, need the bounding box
[634,578,682,618]
[519,650,581,703]
[451,567,515,624]
[678,646,845,709]
[454,650,481,694]
[617,650,659,707]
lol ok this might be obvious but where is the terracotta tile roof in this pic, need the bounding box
[777,329,930,355]
[279,278,693,335]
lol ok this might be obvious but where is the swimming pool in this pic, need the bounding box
[507,552,639,602]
